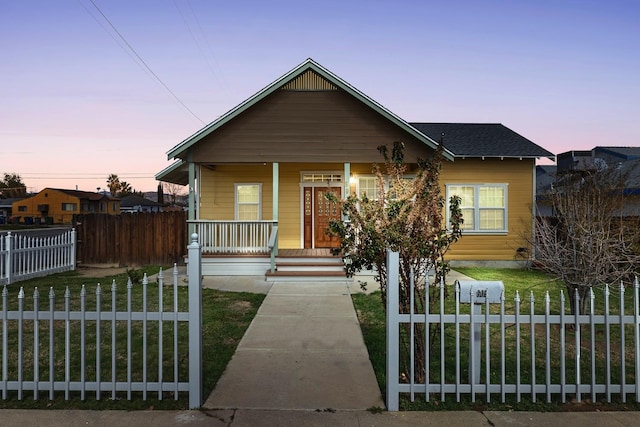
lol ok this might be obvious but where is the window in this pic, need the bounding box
[235,184,261,220]
[18,206,27,212]
[446,184,507,232]
[358,176,379,199]
[61,203,77,211]
[302,173,342,182]
[357,176,414,201]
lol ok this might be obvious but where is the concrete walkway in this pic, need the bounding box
[204,280,384,410]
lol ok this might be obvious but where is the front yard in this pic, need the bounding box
[0,266,264,409]
[352,267,640,411]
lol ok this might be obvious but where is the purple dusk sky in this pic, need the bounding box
[2,1,638,193]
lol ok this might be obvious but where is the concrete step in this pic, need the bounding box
[265,270,348,282]
[274,256,340,264]
[275,262,344,272]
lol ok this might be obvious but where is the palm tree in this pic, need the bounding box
[118,181,133,197]
[106,174,120,196]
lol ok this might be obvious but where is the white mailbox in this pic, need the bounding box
[456,280,504,304]
[455,280,504,385]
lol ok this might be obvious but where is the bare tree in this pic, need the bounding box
[533,164,640,314]
[164,182,187,205]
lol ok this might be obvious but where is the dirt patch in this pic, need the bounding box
[76,265,129,278]
[229,300,252,315]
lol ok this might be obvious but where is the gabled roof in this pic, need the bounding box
[44,188,119,202]
[593,146,640,161]
[120,194,162,208]
[165,58,453,161]
[410,123,554,159]
[0,197,25,207]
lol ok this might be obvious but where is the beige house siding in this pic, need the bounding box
[188,90,435,164]
[199,165,273,220]
[197,158,535,259]
[441,158,534,261]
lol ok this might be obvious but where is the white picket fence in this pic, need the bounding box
[0,233,203,408]
[385,250,640,411]
[0,229,76,285]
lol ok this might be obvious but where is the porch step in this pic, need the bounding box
[265,253,348,282]
[265,270,348,282]
[275,261,344,272]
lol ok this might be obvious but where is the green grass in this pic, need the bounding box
[0,267,264,409]
[352,267,640,411]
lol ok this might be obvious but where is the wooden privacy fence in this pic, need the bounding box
[385,250,640,411]
[74,211,188,266]
[1,229,76,285]
[0,234,203,408]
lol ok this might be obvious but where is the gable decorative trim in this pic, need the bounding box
[281,70,337,91]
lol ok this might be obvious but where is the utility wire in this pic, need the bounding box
[86,0,206,125]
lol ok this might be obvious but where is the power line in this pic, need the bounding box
[85,0,206,125]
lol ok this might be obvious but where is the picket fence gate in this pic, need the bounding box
[0,229,76,285]
[0,233,203,408]
[385,250,640,411]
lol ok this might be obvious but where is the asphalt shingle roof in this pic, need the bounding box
[410,123,554,159]
[594,146,640,161]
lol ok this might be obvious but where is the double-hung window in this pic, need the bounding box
[446,184,507,233]
[235,184,261,220]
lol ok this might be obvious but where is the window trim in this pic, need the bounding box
[356,174,416,201]
[61,203,77,212]
[446,183,508,234]
[234,183,262,220]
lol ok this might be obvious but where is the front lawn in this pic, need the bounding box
[0,267,264,409]
[352,267,640,411]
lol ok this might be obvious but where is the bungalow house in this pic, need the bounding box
[157,59,553,277]
[12,188,120,224]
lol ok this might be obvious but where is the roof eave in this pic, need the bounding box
[156,160,189,186]
[455,154,556,161]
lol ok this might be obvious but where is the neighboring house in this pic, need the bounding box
[537,147,640,218]
[157,58,553,275]
[0,198,24,223]
[12,188,120,224]
[119,194,163,213]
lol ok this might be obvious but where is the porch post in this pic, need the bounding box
[188,151,196,235]
[272,162,279,222]
[343,162,351,221]
[272,162,279,260]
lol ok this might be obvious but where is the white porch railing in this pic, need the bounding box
[1,230,76,285]
[188,220,277,255]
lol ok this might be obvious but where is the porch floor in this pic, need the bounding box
[277,248,336,257]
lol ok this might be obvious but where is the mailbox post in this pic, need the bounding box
[456,280,504,385]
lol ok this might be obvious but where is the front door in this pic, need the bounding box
[303,187,341,248]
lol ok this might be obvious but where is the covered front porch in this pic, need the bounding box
[190,218,346,280]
